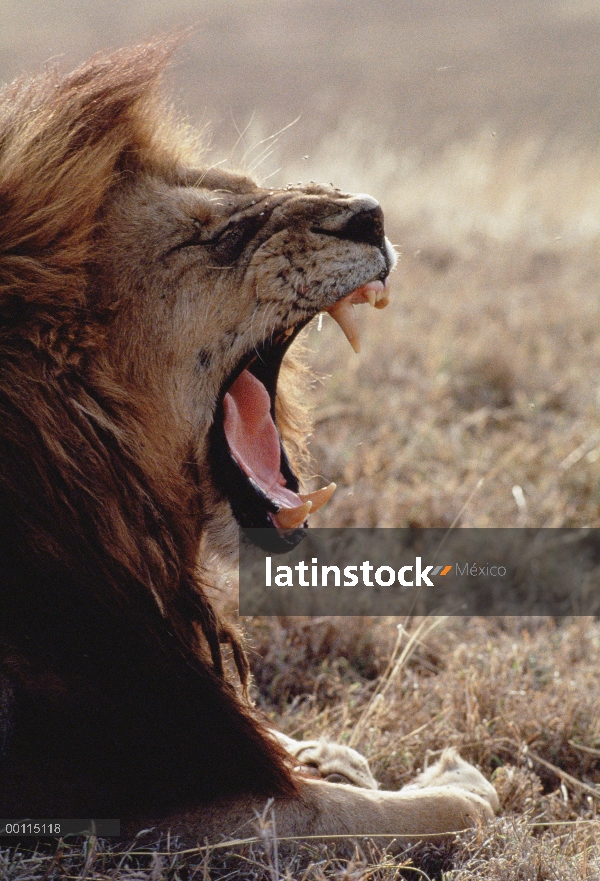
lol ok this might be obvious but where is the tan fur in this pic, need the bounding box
[144,759,497,846]
[0,40,498,843]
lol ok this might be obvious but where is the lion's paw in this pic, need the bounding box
[273,730,378,790]
[401,748,500,814]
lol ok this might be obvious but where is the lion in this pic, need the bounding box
[0,39,498,844]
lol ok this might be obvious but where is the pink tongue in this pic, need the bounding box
[223,370,301,508]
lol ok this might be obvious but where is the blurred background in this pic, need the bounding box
[2,0,600,151]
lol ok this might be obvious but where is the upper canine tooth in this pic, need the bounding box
[327,299,361,353]
[299,482,336,513]
[364,290,377,307]
[274,500,312,529]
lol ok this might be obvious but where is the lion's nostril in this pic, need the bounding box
[338,206,385,248]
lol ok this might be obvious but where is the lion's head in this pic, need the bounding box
[88,87,395,561]
[0,40,393,753]
[95,154,395,560]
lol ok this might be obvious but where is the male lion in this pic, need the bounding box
[0,40,498,843]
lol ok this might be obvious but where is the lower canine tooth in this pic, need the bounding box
[274,500,312,529]
[327,299,361,353]
[375,280,391,309]
[299,482,336,513]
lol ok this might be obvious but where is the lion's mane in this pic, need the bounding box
[0,40,296,819]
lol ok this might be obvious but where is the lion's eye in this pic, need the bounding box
[169,211,264,262]
[208,213,265,264]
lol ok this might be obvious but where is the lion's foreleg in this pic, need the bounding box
[276,777,495,840]
[156,775,495,847]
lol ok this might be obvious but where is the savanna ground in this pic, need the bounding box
[2,1,600,877]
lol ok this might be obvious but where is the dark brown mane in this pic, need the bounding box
[0,40,296,819]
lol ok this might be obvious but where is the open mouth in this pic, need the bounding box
[209,277,391,553]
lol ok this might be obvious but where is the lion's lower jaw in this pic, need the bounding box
[135,777,494,849]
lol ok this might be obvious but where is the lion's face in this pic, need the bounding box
[95,168,395,557]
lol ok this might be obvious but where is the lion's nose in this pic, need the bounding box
[312,198,386,251]
[336,204,385,249]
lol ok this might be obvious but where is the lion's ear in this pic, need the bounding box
[0,38,183,315]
